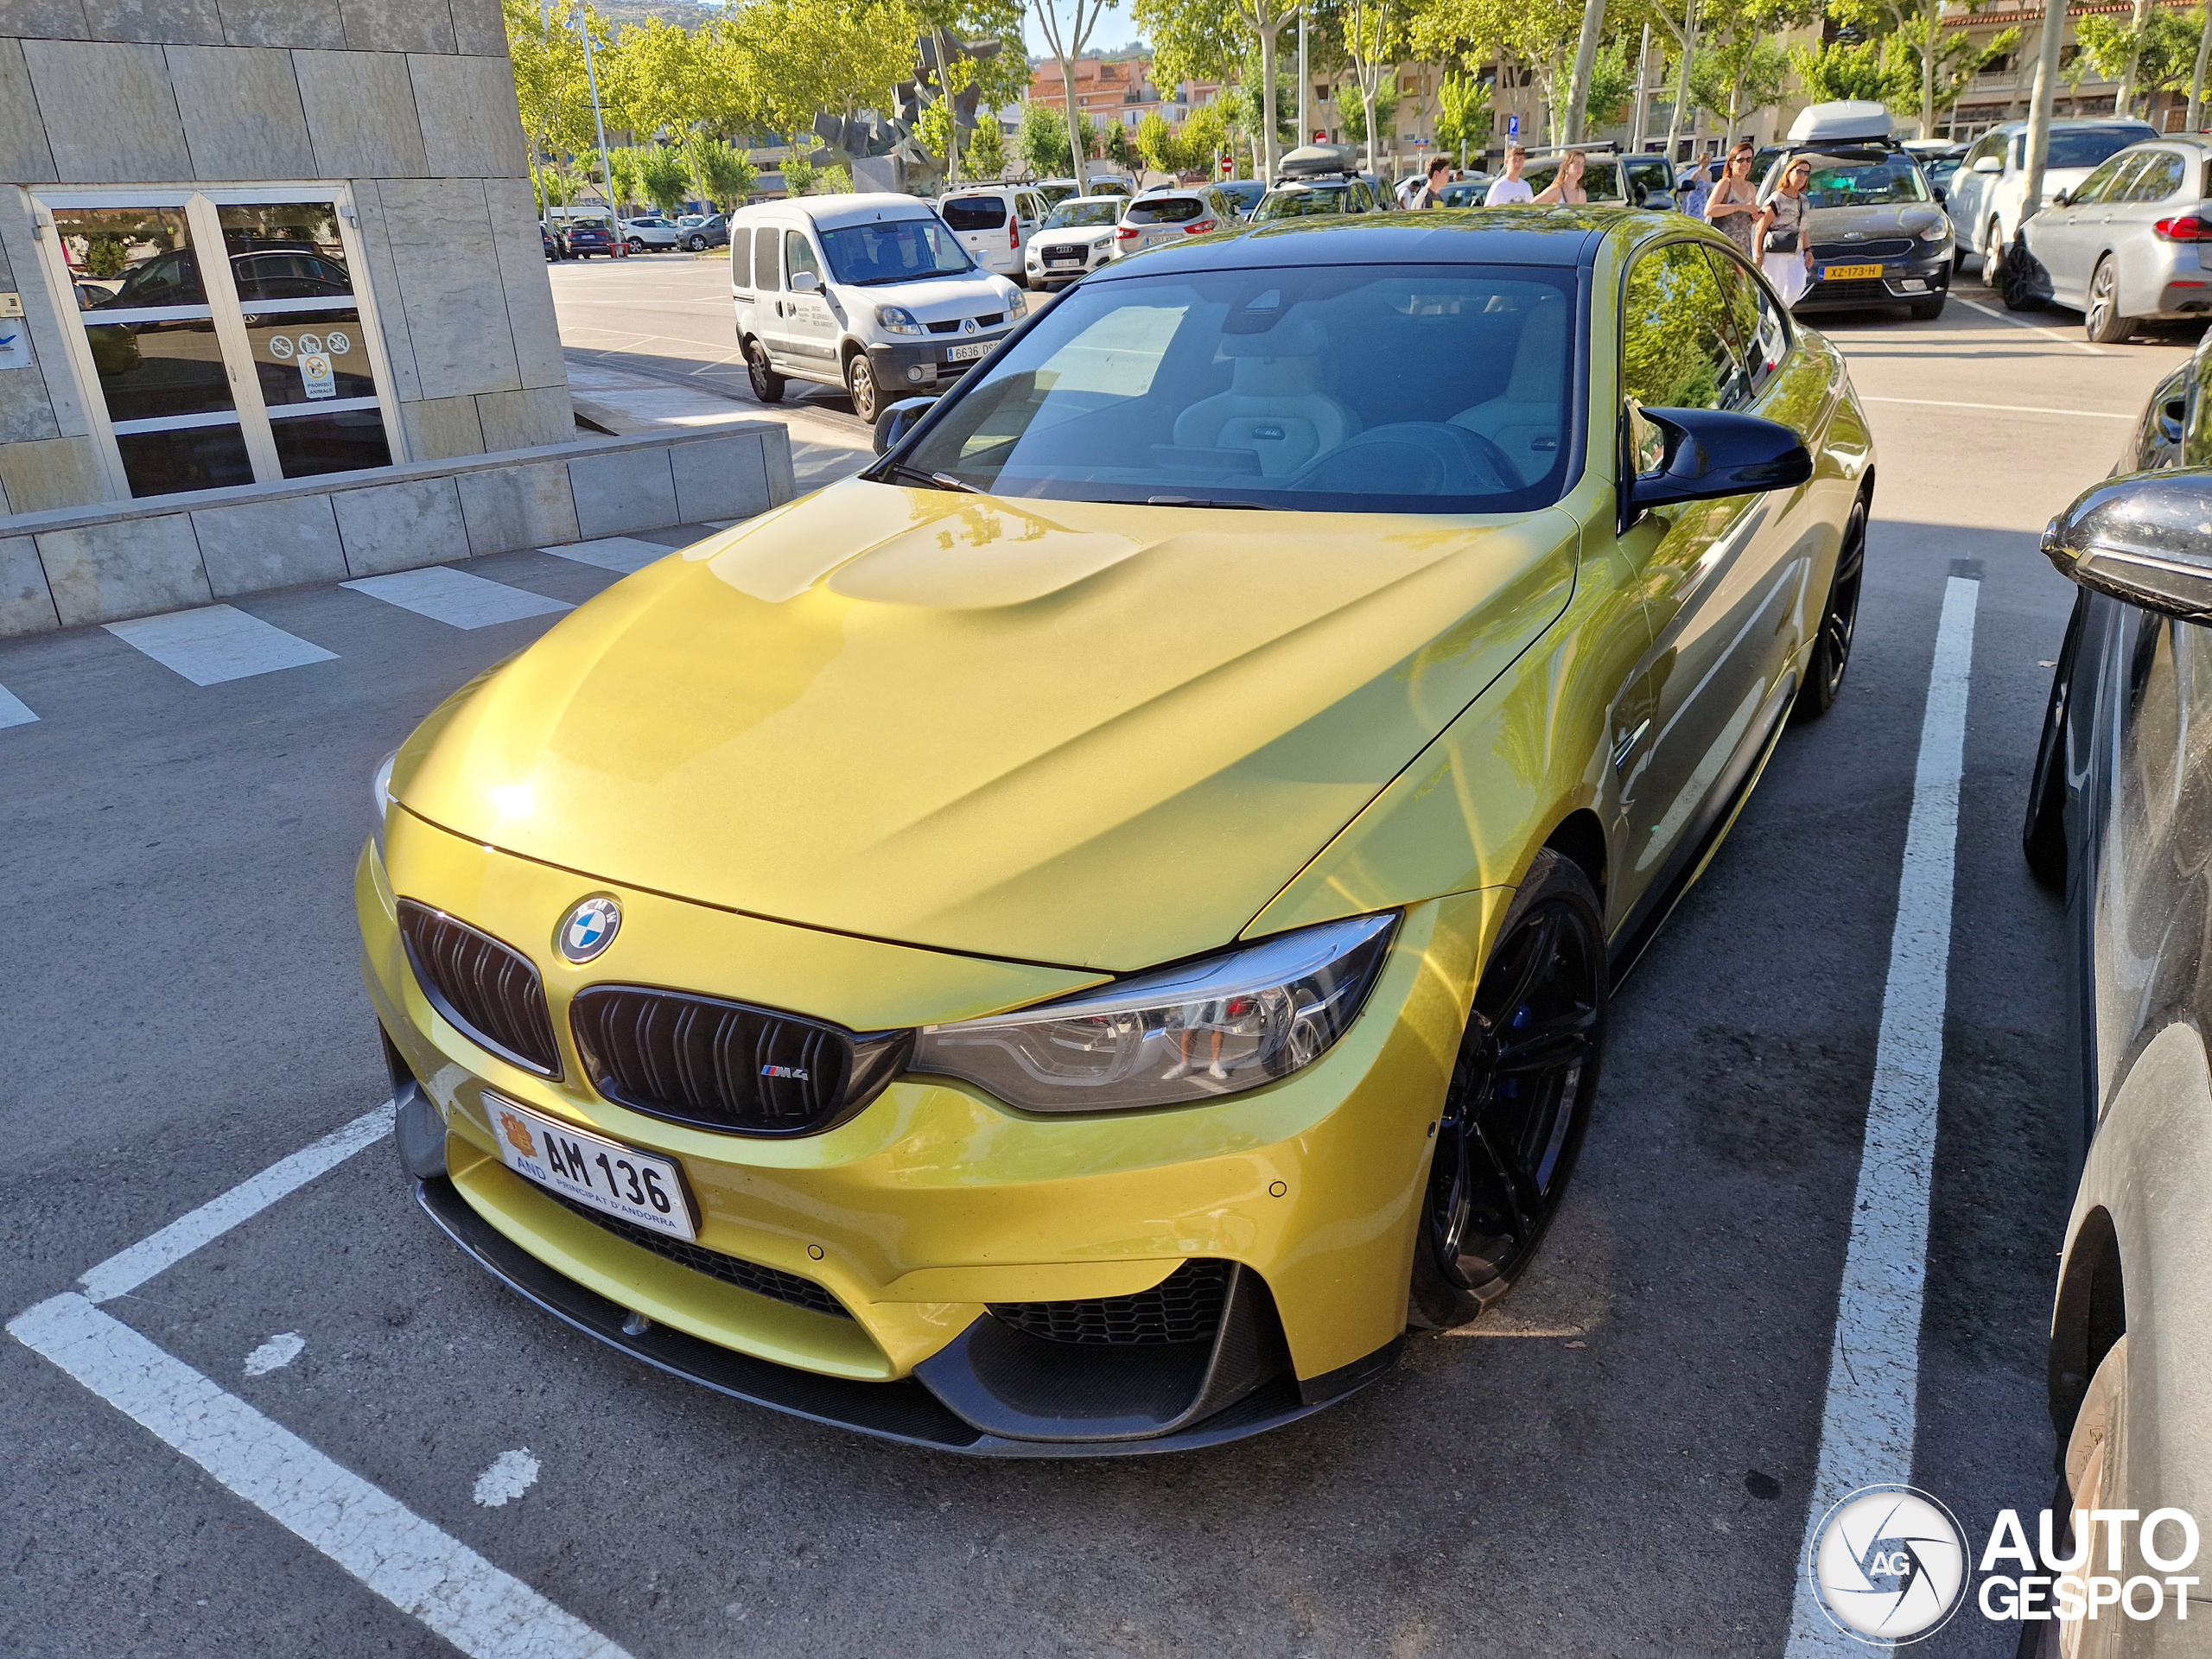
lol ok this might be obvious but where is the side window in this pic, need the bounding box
[785,229,820,287]
[2127,153,2187,201]
[2012,134,2027,171]
[1703,246,1789,405]
[1622,241,1737,414]
[2069,154,2134,207]
[752,226,779,292]
[2099,154,2155,204]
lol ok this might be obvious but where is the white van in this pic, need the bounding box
[728,194,1026,423]
[938,185,1049,281]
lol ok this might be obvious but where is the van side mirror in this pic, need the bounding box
[791,270,820,293]
[1972,156,2002,175]
[1620,406,1814,531]
[873,397,934,455]
[2044,468,2212,620]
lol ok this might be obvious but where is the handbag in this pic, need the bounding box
[1764,226,1799,253]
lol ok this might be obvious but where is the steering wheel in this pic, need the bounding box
[1454,426,1522,493]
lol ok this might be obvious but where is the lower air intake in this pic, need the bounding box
[540,1187,850,1319]
[988,1259,1232,1345]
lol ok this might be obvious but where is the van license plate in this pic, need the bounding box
[945,341,991,362]
[1821,263,1883,281]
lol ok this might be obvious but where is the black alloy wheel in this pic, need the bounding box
[745,337,785,403]
[845,351,881,423]
[2085,257,2134,344]
[1793,486,1867,723]
[1409,849,1607,1331]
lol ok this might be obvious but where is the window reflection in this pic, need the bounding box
[270,407,392,479]
[115,423,254,497]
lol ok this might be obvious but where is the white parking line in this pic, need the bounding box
[78,1102,395,1303]
[105,606,337,686]
[10,1295,629,1659]
[1783,574,1980,1655]
[0,682,36,728]
[1863,396,2133,421]
[541,536,674,575]
[1951,292,2107,355]
[341,568,572,631]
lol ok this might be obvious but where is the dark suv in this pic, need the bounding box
[564,219,619,258]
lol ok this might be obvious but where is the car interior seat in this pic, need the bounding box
[1450,295,1567,487]
[1171,318,1357,478]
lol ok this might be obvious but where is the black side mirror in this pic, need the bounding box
[1621,405,1814,530]
[873,397,934,456]
[1932,185,1947,205]
[2044,467,2212,620]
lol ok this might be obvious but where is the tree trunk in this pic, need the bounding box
[2117,0,2152,118]
[935,29,960,188]
[1567,0,1609,144]
[1662,0,1697,161]
[1631,22,1652,149]
[2191,3,2212,130]
[2023,0,2069,223]
[1363,82,1379,174]
[1920,0,1936,137]
[1259,10,1288,181]
[1061,57,1084,185]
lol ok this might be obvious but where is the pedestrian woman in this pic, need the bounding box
[1534,148,1588,205]
[1756,155,1815,306]
[1706,140,1762,260]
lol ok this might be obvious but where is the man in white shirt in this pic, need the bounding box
[1484,143,1534,205]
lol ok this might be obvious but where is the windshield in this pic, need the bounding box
[1796,153,1930,207]
[893,264,1579,513]
[2050,126,2155,170]
[1255,188,1348,219]
[1521,159,1626,202]
[818,217,972,284]
[1047,200,1122,229]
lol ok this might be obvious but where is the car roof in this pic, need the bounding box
[1987,117,2158,134]
[1083,206,1661,281]
[739,193,936,231]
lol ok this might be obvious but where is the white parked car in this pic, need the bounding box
[1023,194,1125,289]
[1114,187,1238,256]
[938,186,1049,282]
[2018,135,2212,341]
[1943,117,2156,280]
[619,215,683,251]
[727,194,1024,423]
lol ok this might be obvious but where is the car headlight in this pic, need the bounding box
[371,748,398,851]
[1918,222,1950,243]
[1005,288,1026,316]
[876,304,926,336]
[910,912,1396,1112]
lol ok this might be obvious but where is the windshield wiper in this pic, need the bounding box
[849,270,969,286]
[883,462,982,493]
[1143,494,1278,510]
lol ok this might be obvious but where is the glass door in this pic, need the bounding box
[35,188,402,500]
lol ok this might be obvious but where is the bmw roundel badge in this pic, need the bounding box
[557,895,621,963]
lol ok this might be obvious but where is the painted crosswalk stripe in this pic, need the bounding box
[0,683,35,728]
[105,606,337,686]
[540,536,673,575]
[341,567,571,630]
[1783,574,1980,1655]
[10,1294,631,1659]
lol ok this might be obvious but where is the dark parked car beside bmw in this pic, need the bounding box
[2022,332,2212,1618]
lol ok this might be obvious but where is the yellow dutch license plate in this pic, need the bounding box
[1821,263,1883,281]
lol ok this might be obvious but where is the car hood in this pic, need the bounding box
[832,270,1015,325]
[1807,201,1946,240]
[1032,226,1115,247]
[397,480,1576,972]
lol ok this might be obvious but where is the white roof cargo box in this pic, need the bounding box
[1788,101,1894,143]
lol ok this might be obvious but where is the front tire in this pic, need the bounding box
[1793,486,1866,723]
[687,235,707,251]
[626,237,645,253]
[1409,849,1607,1331]
[1909,293,1947,321]
[845,350,881,423]
[1982,219,2006,285]
[744,337,785,404]
[2085,256,2134,343]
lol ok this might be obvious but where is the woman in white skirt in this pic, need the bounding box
[1757,156,1815,307]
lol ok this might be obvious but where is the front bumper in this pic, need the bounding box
[864,329,1012,395]
[1027,244,1115,287]
[1793,247,1952,311]
[360,813,1498,1451]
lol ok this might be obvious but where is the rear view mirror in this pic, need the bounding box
[1621,405,1815,530]
[2044,467,2212,620]
[873,397,933,455]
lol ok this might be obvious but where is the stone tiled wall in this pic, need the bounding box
[0,0,571,516]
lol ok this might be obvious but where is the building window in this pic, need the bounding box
[31,185,399,501]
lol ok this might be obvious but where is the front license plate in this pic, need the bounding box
[945,340,992,362]
[1821,263,1883,281]
[489,1097,696,1241]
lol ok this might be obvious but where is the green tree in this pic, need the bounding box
[605,146,643,212]
[966,116,1009,177]
[1690,31,1789,133]
[696,138,759,208]
[781,154,819,196]
[817,164,855,193]
[638,143,693,215]
[2077,8,2202,112]
[1020,98,1072,174]
[1136,109,1187,175]
[1789,37,1914,104]
[1433,71,1491,162]
[1338,75,1400,143]
[1105,120,1137,168]
[1029,0,1123,187]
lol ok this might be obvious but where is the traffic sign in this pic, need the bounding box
[1508,114,1520,139]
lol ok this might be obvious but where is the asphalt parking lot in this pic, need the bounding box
[0,258,2194,1657]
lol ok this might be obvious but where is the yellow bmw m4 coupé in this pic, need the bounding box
[360,207,1872,1453]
